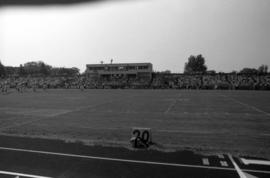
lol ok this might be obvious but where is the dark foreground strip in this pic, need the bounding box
[0,146,235,171]
[1,146,269,174]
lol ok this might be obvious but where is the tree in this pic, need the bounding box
[71,67,80,76]
[23,61,52,76]
[4,66,18,77]
[18,64,26,76]
[258,65,268,74]
[206,70,216,74]
[184,54,207,74]
[161,70,171,74]
[230,70,238,74]
[239,68,258,74]
[0,61,6,77]
[40,62,51,76]
[50,67,79,77]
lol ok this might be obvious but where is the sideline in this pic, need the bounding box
[0,170,52,178]
[0,146,234,171]
[1,146,270,174]
[0,146,269,174]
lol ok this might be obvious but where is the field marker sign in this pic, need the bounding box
[130,127,152,148]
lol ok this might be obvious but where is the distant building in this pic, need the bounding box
[85,62,153,79]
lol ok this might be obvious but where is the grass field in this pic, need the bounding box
[0,89,270,158]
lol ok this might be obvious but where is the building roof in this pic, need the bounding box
[86,63,152,67]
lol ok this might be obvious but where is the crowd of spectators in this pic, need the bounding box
[159,73,270,90]
[1,73,270,92]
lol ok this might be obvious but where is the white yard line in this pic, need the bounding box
[164,100,177,114]
[241,158,270,166]
[220,95,270,117]
[61,100,113,115]
[0,101,113,131]
[228,154,247,178]
[227,154,264,177]
[0,170,52,178]
[241,169,270,174]
[164,94,181,114]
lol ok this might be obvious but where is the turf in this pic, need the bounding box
[0,89,270,158]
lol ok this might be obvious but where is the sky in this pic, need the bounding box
[0,0,270,73]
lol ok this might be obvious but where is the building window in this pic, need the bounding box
[127,66,136,70]
[119,66,125,70]
[138,66,149,70]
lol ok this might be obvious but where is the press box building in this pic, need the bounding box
[85,63,153,80]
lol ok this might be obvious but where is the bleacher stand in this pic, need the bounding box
[1,73,270,92]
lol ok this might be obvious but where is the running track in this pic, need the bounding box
[0,135,269,178]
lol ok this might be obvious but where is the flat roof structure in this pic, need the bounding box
[85,62,153,79]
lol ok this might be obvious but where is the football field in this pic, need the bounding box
[0,89,270,158]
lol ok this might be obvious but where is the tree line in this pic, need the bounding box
[183,54,268,75]
[0,61,79,78]
[0,56,269,78]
